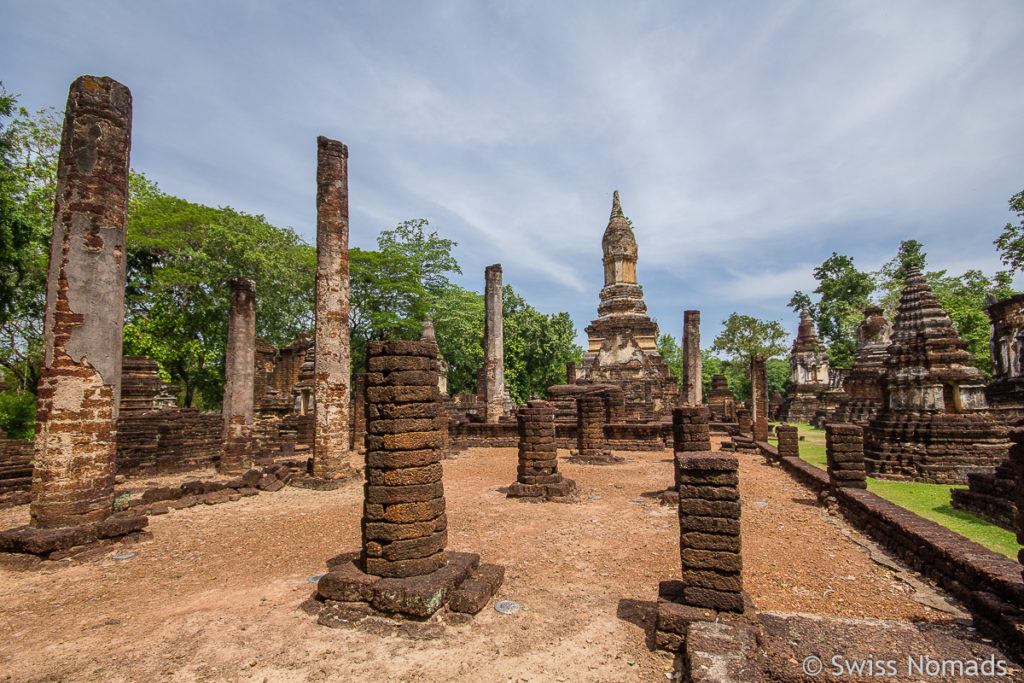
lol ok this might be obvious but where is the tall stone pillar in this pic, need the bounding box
[566,362,576,385]
[30,76,132,528]
[750,354,769,442]
[682,310,702,405]
[312,136,352,479]
[483,264,504,423]
[220,277,256,474]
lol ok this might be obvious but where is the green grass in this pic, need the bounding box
[768,422,827,468]
[866,478,1021,559]
[767,422,1020,558]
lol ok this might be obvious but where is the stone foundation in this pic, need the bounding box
[308,340,502,625]
[506,400,576,502]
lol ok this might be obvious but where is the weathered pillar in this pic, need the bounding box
[220,277,256,474]
[826,423,866,489]
[30,76,132,528]
[735,407,752,434]
[312,136,352,480]
[775,424,799,460]
[311,339,505,621]
[360,341,447,577]
[508,400,575,501]
[566,361,576,384]
[749,353,768,438]
[483,264,504,423]
[668,406,711,496]
[350,372,367,451]
[577,394,607,457]
[682,310,702,405]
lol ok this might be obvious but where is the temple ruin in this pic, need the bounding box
[577,191,680,420]
[863,267,1009,484]
[778,307,830,423]
[831,306,892,425]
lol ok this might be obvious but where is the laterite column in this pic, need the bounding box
[220,277,256,474]
[30,76,132,528]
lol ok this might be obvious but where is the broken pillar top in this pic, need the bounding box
[420,318,436,343]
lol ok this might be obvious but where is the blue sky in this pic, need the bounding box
[3,1,1023,351]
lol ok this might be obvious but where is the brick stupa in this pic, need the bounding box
[577,191,679,420]
[779,307,829,423]
[864,267,1008,484]
[832,307,892,426]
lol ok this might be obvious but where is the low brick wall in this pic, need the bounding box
[755,440,1024,659]
[449,420,668,451]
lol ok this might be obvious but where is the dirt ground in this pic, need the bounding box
[0,445,988,682]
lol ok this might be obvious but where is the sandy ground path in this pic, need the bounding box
[0,446,956,682]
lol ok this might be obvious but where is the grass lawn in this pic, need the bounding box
[767,421,1020,558]
[768,422,826,468]
[866,478,1020,559]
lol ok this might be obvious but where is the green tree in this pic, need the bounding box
[993,188,1024,273]
[0,88,60,434]
[377,218,461,303]
[502,286,582,403]
[710,313,789,367]
[432,284,484,395]
[789,252,874,368]
[125,182,316,408]
[349,246,428,372]
[657,332,683,390]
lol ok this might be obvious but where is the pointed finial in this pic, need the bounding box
[611,190,623,218]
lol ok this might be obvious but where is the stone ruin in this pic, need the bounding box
[505,400,576,501]
[749,354,769,442]
[831,306,892,425]
[0,76,149,557]
[825,423,867,490]
[309,340,503,624]
[706,373,736,423]
[864,267,1009,484]
[220,277,256,474]
[767,390,784,421]
[778,306,830,423]
[984,292,1024,421]
[660,406,710,504]
[577,191,680,420]
[681,309,701,406]
[656,411,756,660]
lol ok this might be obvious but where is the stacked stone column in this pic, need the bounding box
[826,423,867,489]
[676,452,744,612]
[220,277,256,474]
[750,354,769,442]
[735,408,752,434]
[573,393,610,462]
[566,362,576,384]
[682,310,702,405]
[362,340,447,578]
[482,264,504,423]
[350,372,367,451]
[672,407,711,487]
[776,424,799,460]
[312,136,353,479]
[30,76,133,528]
[507,401,576,501]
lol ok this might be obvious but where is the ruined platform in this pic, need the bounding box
[0,512,149,563]
[506,477,577,502]
[311,550,503,622]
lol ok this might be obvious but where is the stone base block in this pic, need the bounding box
[655,580,757,653]
[0,512,149,559]
[567,451,625,465]
[288,475,350,491]
[506,477,577,502]
[313,550,504,622]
